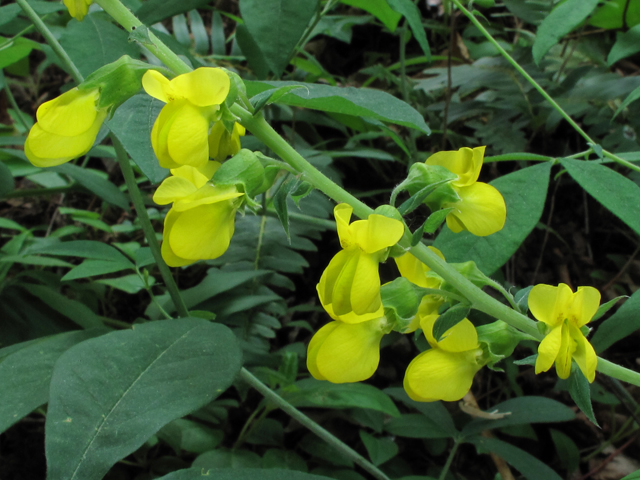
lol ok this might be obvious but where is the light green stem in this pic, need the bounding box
[94,0,192,75]
[438,439,460,480]
[596,357,640,387]
[239,369,392,480]
[450,0,640,175]
[112,136,190,318]
[15,0,84,83]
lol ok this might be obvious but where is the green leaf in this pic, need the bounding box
[561,158,640,237]
[53,164,129,210]
[433,304,471,342]
[62,258,135,281]
[273,176,299,241]
[590,0,640,29]
[157,418,223,454]
[0,37,41,70]
[45,318,242,480]
[239,0,318,77]
[385,387,458,437]
[359,431,398,466]
[193,449,262,470]
[435,162,551,275]
[613,84,640,119]
[262,449,308,471]
[0,329,106,434]
[388,0,430,60]
[0,160,14,197]
[532,0,599,65]
[136,0,211,25]
[27,240,130,261]
[591,288,640,352]
[20,284,103,329]
[384,413,453,438]
[621,469,640,480]
[60,13,138,78]
[550,429,580,473]
[251,85,309,114]
[567,366,598,426]
[157,468,333,480]
[461,396,575,437]
[108,94,169,184]
[592,295,626,322]
[235,24,271,79]
[96,274,152,294]
[608,24,640,65]
[282,379,400,417]
[245,80,431,135]
[468,436,563,480]
[340,0,401,31]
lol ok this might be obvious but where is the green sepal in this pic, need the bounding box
[290,181,313,206]
[373,204,403,222]
[514,286,533,314]
[222,69,243,109]
[381,277,428,333]
[477,320,535,370]
[273,175,298,242]
[213,149,265,198]
[432,304,471,342]
[81,55,161,111]
[423,207,453,234]
[391,163,458,209]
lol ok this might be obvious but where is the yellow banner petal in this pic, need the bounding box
[171,68,230,107]
[529,283,573,327]
[535,323,563,374]
[37,88,99,137]
[142,69,172,103]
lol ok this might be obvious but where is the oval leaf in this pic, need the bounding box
[45,318,242,480]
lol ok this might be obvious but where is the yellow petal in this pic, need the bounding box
[317,249,349,312]
[555,324,576,380]
[395,248,445,288]
[161,209,195,267]
[334,203,354,249]
[404,348,480,402]
[535,324,563,374]
[571,286,601,327]
[63,0,91,21]
[169,202,236,261]
[314,319,385,383]
[37,88,99,136]
[331,249,381,317]
[170,68,230,107]
[151,102,182,169]
[208,121,225,159]
[569,324,597,383]
[170,161,220,188]
[425,146,485,187]
[446,182,506,237]
[172,184,242,211]
[142,69,172,103]
[420,314,478,352]
[166,102,211,168]
[153,176,198,205]
[529,283,573,327]
[307,322,340,381]
[352,214,404,254]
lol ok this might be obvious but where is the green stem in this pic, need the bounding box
[450,0,640,175]
[3,79,30,132]
[94,0,191,76]
[438,439,460,480]
[596,357,640,387]
[15,0,84,83]
[112,136,189,318]
[239,368,392,480]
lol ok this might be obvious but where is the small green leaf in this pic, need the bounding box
[388,0,430,60]
[340,0,401,31]
[359,431,399,466]
[591,289,640,352]
[423,208,452,234]
[592,295,626,322]
[54,164,129,210]
[384,413,453,438]
[608,24,640,65]
[213,149,265,197]
[613,84,640,119]
[433,304,471,342]
[550,429,580,473]
[273,176,298,241]
[568,365,599,426]
[251,85,308,114]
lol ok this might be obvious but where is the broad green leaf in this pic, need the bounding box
[0,329,106,434]
[461,396,575,436]
[385,387,458,436]
[157,468,333,480]
[359,431,398,466]
[613,84,640,119]
[27,240,131,261]
[0,160,14,197]
[53,164,129,211]
[239,0,318,77]
[388,0,430,60]
[136,0,211,25]
[59,13,138,78]
[246,80,431,135]
[46,318,242,480]
[384,413,453,438]
[262,449,308,471]
[157,418,223,454]
[96,274,152,294]
[0,37,41,69]
[590,0,640,29]
[608,24,640,65]
[251,85,309,114]
[468,436,563,480]
[550,429,580,473]
[591,288,640,352]
[532,0,599,65]
[0,254,73,267]
[435,162,551,275]
[189,10,209,54]
[193,449,262,469]
[568,366,598,426]
[20,284,103,329]
[235,24,271,79]
[561,158,640,237]
[282,379,400,417]
[592,295,626,322]
[340,0,401,31]
[62,258,134,281]
[108,94,169,184]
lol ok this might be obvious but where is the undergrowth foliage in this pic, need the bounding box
[1,1,640,480]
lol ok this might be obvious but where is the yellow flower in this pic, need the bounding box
[63,0,92,21]
[24,87,106,167]
[529,283,600,382]
[425,146,506,236]
[404,314,483,402]
[307,317,387,383]
[143,68,230,169]
[209,122,246,162]
[153,161,243,267]
[317,204,404,323]
[395,248,446,332]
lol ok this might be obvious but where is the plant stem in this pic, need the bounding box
[94,0,192,76]
[112,136,189,318]
[15,0,84,83]
[438,439,460,480]
[2,78,30,132]
[597,357,640,387]
[450,0,640,175]
[239,368,392,480]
